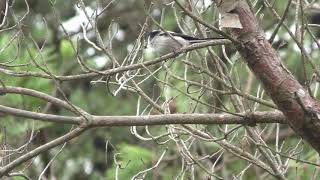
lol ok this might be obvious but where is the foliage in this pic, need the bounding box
[106,143,153,179]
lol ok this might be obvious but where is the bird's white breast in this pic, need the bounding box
[148,35,190,55]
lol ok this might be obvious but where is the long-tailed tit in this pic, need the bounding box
[146,30,223,56]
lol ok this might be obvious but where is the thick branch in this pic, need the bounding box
[227,0,320,153]
[0,86,80,114]
[0,103,286,125]
[92,111,286,126]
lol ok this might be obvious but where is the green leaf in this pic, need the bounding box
[106,143,153,179]
[60,39,75,60]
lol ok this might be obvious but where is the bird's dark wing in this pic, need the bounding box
[162,31,225,41]
[153,30,225,42]
[168,32,202,41]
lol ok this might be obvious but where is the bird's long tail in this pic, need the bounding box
[188,37,226,44]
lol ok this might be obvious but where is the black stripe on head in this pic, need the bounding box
[148,30,161,40]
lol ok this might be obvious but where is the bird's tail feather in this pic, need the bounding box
[189,37,226,44]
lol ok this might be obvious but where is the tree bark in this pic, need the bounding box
[228,0,320,153]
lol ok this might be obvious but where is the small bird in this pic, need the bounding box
[146,30,223,56]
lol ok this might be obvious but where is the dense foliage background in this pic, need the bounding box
[0,0,319,179]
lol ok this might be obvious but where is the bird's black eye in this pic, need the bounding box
[148,30,161,39]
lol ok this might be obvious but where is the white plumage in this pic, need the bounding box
[146,30,210,56]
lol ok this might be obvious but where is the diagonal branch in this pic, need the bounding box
[0,39,231,81]
[0,127,87,177]
[217,0,320,153]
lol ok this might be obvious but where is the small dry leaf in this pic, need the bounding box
[221,13,243,29]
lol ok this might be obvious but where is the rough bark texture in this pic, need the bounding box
[229,1,320,153]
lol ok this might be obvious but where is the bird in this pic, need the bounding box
[146,30,224,56]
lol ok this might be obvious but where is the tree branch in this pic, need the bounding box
[0,127,86,177]
[0,39,231,81]
[220,0,320,153]
[0,103,286,126]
